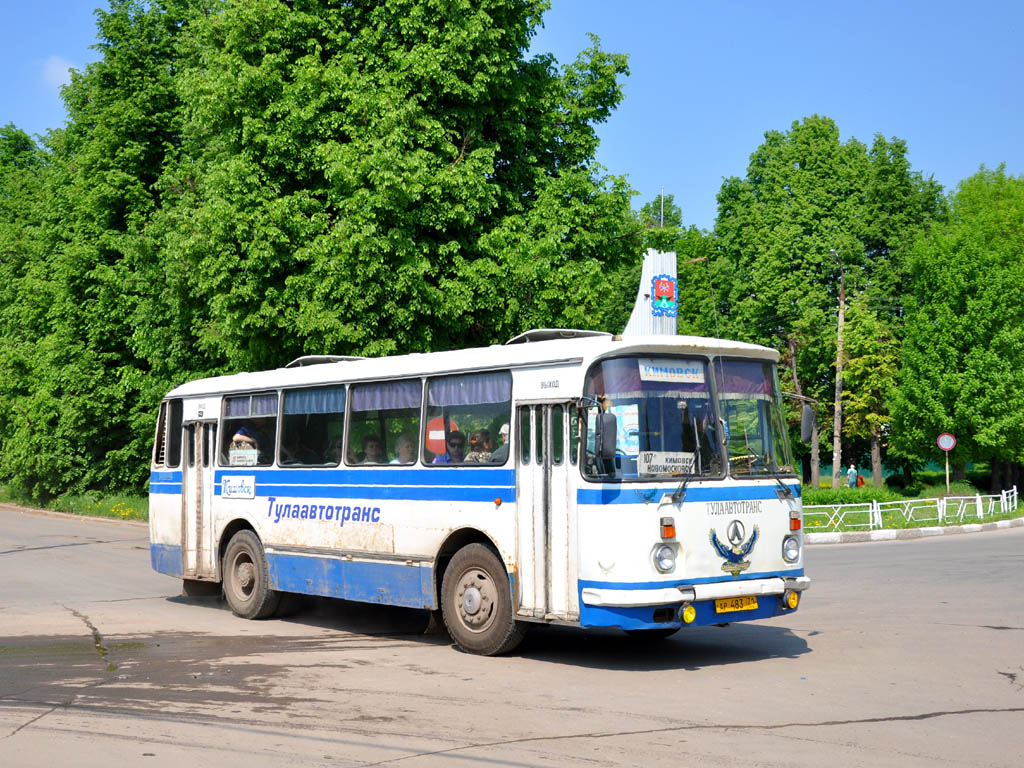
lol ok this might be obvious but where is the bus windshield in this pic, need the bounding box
[582,355,794,481]
[582,357,721,481]
[715,359,793,476]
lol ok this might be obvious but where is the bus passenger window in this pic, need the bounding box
[280,386,345,466]
[166,400,183,467]
[152,399,183,468]
[348,379,421,466]
[221,393,278,467]
[153,403,168,466]
[424,371,511,465]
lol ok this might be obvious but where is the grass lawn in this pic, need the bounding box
[0,487,148,522]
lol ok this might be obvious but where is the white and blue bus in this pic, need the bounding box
[149,329,809,655]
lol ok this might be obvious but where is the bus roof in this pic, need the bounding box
[165,333,779,399]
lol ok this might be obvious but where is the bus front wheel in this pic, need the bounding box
[222,530,281,620]
[441,544,526,656]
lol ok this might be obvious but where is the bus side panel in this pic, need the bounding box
[149,469,183,577]
[266,553,435,608]
[215,466,518,610]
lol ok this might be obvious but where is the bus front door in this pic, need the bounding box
[516,403,578,621]
[181,421,217,580]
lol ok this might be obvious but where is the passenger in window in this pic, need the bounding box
[432,431,467,464]
[390,434,416,465]
[361,434,387,464]
[230,425,264,465]
[491,423,510,464]
[465,429,494,463]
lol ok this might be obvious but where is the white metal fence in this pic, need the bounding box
[803,486,1019,533]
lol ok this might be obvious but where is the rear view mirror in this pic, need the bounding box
[800,403,815,443]
[596,412,618,461]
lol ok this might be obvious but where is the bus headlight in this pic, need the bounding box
[782,535,801,563]
[653,544,676,573]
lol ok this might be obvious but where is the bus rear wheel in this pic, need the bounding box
[441,543,526,656]
[222,530,281,620]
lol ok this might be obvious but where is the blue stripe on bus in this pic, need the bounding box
[577,483,800,505]
[151,543,182,577]
[150,468,515,502]
[214,467,515,487]
[151,483,183,495]
[578,568,804,591]
[266,552,435,609]
[226,484,514,503]
[151,470,183,483]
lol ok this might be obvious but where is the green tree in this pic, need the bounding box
[890,167,1024,487]
[0,0,641,500]
[142,1,638,378]
[0,1,195,500]
[711,115,944,484]
[842,298,899,485]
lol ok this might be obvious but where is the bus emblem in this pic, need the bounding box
[709,521,760,577]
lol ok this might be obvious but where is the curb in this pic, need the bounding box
[806,516,1024,545]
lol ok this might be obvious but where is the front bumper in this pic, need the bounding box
[577,575,810,630]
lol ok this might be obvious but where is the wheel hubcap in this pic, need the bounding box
[455,568,496,633]
[236,560,254,591]
[462,587,482,615]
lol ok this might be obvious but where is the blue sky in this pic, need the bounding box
[3,1,1022,230]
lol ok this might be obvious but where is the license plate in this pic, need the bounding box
[715,595,758,613]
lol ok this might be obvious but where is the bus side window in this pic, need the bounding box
[153,399,183,468]
[347,380,421,466]
[221,393,278,467]
[153,403,168,466]
[280,386,346,465]
[166,400,183,467]
[425,371,511,465]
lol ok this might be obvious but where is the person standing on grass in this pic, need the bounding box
[847,463,857,489]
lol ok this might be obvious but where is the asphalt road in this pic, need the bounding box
[1,504,1022,767]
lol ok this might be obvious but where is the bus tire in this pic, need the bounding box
[441,543,525,656]
[222,530,281,620]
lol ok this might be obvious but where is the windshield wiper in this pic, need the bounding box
[774,475,795,500]
[671,413,702,503]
